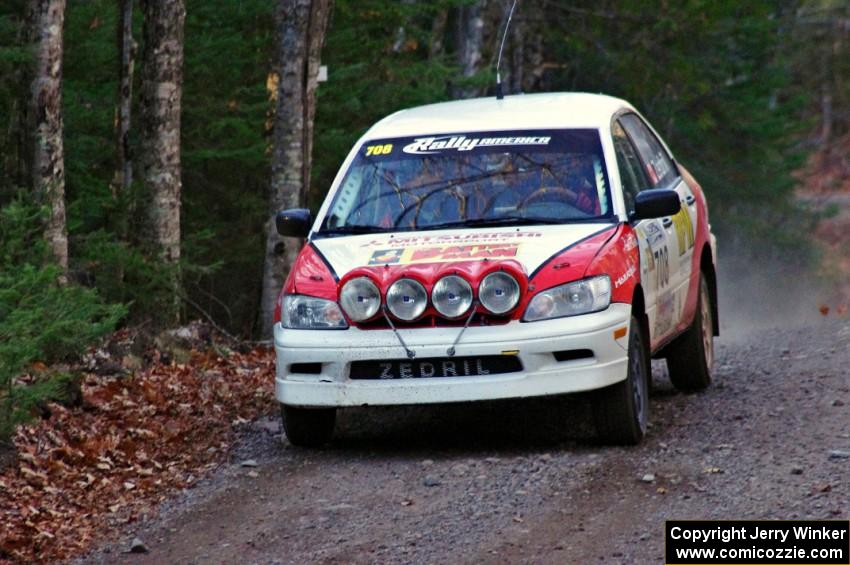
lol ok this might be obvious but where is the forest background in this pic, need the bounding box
[2,0,849,436]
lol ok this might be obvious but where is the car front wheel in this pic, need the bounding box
[281,405,336,447]
[593,314,649,445]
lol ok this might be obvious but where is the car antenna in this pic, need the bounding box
[495,0,518,100]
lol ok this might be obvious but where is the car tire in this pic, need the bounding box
[593,314,649,445]
[280,405,336,447]
[666,273,714,392]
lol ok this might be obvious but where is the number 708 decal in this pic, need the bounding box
[654,245,670,289]
[364,143,393,156]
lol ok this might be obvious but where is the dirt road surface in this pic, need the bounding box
[81,314,850,564]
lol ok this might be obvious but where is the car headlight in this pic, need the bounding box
[523,275,611,322]
[339,277,381,322]
[432,275,473,318]
[282,295,348,329]
[479,271,520,314]
[387,278,428,321]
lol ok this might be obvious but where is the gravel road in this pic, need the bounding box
[81,303,850,563]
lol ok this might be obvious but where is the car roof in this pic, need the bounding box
[363,92,634,140]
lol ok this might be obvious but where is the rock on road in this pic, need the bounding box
[82,320,850,564]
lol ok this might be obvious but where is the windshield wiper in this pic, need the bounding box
[419,216,571,230]
[316,216,610,237]
[316,225,395,237]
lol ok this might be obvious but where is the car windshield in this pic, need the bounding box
[318,129,613,234]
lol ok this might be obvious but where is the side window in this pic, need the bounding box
[612,120,646,216]
[619,114,678,188]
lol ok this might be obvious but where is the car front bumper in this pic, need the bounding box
[274,303,632,407]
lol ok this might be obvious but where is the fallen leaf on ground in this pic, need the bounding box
[0,338,275,563]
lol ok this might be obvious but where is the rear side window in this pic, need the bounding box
[619,114,678,188]
[612,120,647,216]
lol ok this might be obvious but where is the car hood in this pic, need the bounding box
[311,223,615,278]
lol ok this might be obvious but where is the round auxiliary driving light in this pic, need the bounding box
[339,277,381,322]
[479,271,521,314]
[387,278,428,321]
[431,275,473,318]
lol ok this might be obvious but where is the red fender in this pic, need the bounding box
[584,224,640,305]
[274,244,338,323]
[676,164,712,334]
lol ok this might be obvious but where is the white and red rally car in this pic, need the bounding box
[273,92,718,446]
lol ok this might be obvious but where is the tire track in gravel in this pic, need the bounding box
[489,324,850,564]
[81,321,850,565]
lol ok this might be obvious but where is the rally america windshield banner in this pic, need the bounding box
[402,133,553,155]
[357,128,600,159]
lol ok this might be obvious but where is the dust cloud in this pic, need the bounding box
[716,241,831,342]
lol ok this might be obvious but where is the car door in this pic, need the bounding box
[618,114,696,343]
[611,119,673,348]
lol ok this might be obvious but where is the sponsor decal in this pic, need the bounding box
[360,231,542,247]
[655,292,675,334]
[378,359,491,379]
[623,232,638,252]
[635,226,655,274]
[615,264,637,288]
[402,134,551,155]
[671,206,695,255]
[368,249,405,265]
[368,243,519,265]
[349,355,520,380]
[642,221,665,247]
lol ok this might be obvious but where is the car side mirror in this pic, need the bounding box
[631,189,681,221]
[275,208,312,238]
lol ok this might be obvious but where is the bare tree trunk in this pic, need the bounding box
[428,8,448,60]
[508,15,524,94]
[114,0,136,197]
[821,87,833,146]
[507,10,547,95]
[28,0,68,279]
[139,0,185,324]
[522,30,546,92]
[452,1,487,99]
[391,0,415,54]
[259,0,332,338]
